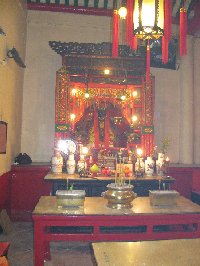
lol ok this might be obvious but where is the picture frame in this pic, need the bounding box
[0,121,7,154]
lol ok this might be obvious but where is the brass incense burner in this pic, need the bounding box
[102,150,137,209]
[103,183,136,209]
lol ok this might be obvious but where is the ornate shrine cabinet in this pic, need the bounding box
[49,42,154,157]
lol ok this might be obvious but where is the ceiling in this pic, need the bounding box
[27,0,200,36]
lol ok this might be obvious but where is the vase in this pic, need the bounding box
[156,153,165,176]
[135,158,145,177]
[145,156,154,176]
[51,155,63,174]
[66,154,76,175]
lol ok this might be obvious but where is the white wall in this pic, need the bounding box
[0,0,27,174]
[22,11,111,162]
[22,10,200,164]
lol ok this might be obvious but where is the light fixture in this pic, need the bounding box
[7,47,26,68]
[132,91,138,97]
[121,95,126,101]
[85,92,90,99]
[71,88,77,96]
[112,0,187,72]
[133,0,164,40]
[132,115,138,123]
[117,0,127,19]
[70,113,76,121]
[118,6,127,19]
[104,68,110,75]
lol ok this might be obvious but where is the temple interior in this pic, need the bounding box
[1,1,200,265]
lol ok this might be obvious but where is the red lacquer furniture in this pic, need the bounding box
[32,196,200,266]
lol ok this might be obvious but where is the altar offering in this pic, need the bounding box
[56,190,85,208]
[149,190,180,206]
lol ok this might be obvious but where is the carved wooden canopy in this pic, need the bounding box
[50,41,154,156]
[49,41,146,85]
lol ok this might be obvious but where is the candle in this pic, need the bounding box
[165,157,170,162]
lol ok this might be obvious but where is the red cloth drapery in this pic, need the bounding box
[104,110,110,149]
[94,109,100,148]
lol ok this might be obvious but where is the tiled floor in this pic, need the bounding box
[0,222,94,266]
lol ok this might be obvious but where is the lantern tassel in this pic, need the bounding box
[131,35,138,51]
[146,40,151,85]
[164,0,172,41]
[162,36,168,64]
[126,0,134,46]
[162,0,172,64]
[112,10,119,58]
[180,7,187,56]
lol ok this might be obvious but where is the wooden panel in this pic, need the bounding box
[0,172,11,212]
[10,165,52,221]
[192,168,200,191]
[169,167,193,199]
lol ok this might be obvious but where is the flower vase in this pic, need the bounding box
[66,154,76,175]
[145,157,155,176]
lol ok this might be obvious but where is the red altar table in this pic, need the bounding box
[32,196,200,266]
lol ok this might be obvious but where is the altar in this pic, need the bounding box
[32,196,200,266]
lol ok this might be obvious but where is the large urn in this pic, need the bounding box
[102,183,137,209]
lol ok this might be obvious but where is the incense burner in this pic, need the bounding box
[56,190,85,208]
[149,190,179,206]
[102,183,137,209]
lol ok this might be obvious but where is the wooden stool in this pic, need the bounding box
[0,242,10,258]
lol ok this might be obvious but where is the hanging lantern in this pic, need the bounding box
[133,0,164,40]
[112,0,187,67]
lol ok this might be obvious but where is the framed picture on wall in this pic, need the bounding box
[0,121,7,154]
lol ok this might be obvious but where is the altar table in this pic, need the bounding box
[32,196,200,266]
[92,239,200,266]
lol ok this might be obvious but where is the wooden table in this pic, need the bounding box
[32,196,200,266]
[92,239,200,266]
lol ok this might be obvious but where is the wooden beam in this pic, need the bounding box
[27,2,113,16]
